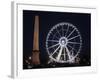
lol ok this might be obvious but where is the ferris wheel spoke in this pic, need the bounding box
[63,47,66,60]
[65,46,71,60]
[72,50,74,56]
[53,32,60,40]
[48,43,59,49]
[56,46,63,61]
[67,35,80,41]
[47,40,59,43]
[65,24,69,37]
[55,35,59,40]
[56,28,61,37]
[50,45,60,56]
[67,44,77,53]
[68,41,81,44]
[67,44,74,50]
[62,25,64,36]
[70,48,74,58]
[66,28,76,38]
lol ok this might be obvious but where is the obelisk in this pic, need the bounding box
[32,16,40,65]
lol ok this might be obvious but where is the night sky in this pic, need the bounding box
[23,10,91,68]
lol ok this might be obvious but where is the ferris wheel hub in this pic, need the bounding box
[59,37,68,47]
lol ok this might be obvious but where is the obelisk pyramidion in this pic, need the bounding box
[32,16,40,65]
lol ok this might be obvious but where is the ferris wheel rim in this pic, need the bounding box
[46,22,82,63]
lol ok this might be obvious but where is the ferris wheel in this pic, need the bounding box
[46,22,82,63]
